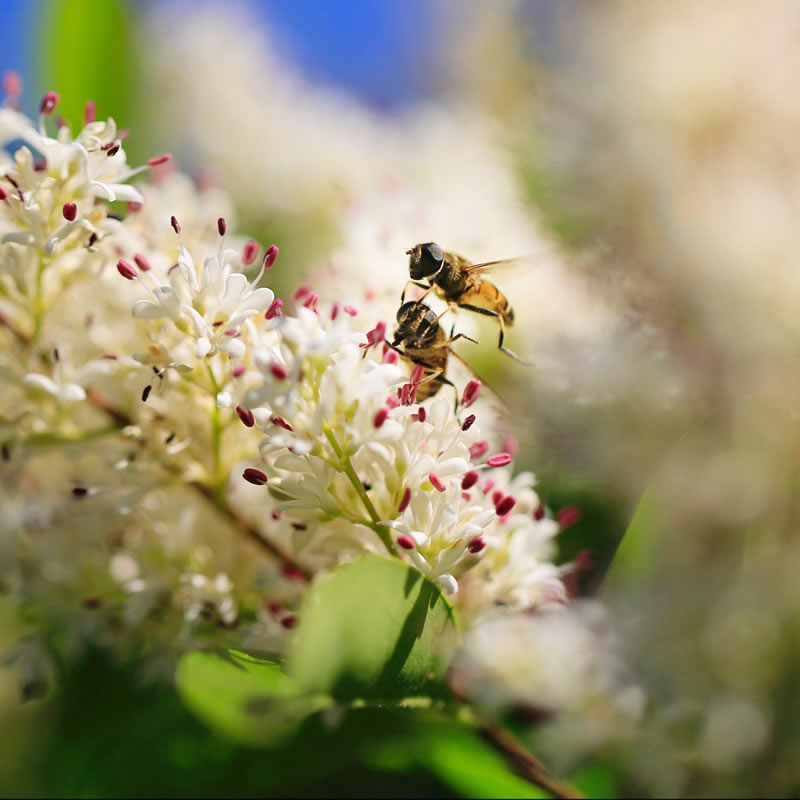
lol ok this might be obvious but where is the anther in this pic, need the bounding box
[170,215,181,234]
[383,349,398,365]
[146,153,172,167]
[116,259,137,280]
[133,253,151,272]
[343,305,358,316]
[468,440,489,460]
[461,471,479,490]
[331,302,340,321]
[409,364,425,385]
[265,298,283,320]
[303,292,319,311]
[72,486,89,498]
[39,91,59,116]
[492,489,504,506]
[141,385,152,402]
[533,504,546,521]
[502,436,519,458]
[398,487,411,513]
[495,495,516,516]
[293,284,311,302]
[269,362,288,380]
[429,473,446,493]
[556,506,581,529]
[263,244,279,270]
[373,408,388,428]
[0,186,7,201]
[62,202,77,221]
[84,100,96,124]
[242,241,258,265]
[281,614,299,629]
[397,535,416,550]
[467,536,486,554]
[415,406,427,422]
[461,379,481,408]
[236,405,255,427]
[242,468,268,485]
[106,143,120,157]
[232,364,246,378]
[487,452,512,468]
[217,217,227,236]
[461,414,475,431]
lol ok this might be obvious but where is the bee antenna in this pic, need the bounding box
[405,249,413,255]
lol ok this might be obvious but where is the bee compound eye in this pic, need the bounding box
[424,243,444,264]
[397,301,415,321]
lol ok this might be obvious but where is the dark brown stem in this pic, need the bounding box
[85,388,312,581]
[480,723,585,800]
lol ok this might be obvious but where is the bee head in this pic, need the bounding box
[394,301,438,346]
[407,242,444,280]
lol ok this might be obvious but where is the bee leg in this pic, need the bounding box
[459,304,533,366]
[445,332,479,346]
[401,280,432,304]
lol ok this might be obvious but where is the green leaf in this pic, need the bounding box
[288,556,458,701]
[37,0,139,143]
[176,649,329,747]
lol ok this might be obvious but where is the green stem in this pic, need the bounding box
[324,427,396,555]
[30,255,46,343]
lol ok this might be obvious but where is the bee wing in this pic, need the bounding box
[447,347,510,413]
[461,256,537,277]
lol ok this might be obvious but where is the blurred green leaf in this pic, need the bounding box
[37,0,138,136]
[288,556,458,701]
[176,649,330,747]
[568,763,620,799]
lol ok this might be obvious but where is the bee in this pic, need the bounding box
[404,242,527,363]
[388,300,477,403]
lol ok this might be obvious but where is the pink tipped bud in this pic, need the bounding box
[303,292,319,311]
[461,379,481,408]
[106,143,120,157]
[398,487,411,513]
[170,215,181,234]
[270,362,288,380]
[236,405,255,428]
[265,298,283,320]
[383,349,398,365]
[556,506,581,529]
[467,536,486,554]
[0,186,7,201]
[487,452,512,468]
[62,202,77,221]
[373,408,388,428]
[429,473,446,493]
[146,153,172,167]
[495,495,517,517]
[217,217,227,236]
[232,364,246,378]
[468,440,489,460]
[241,240,258,265]
[461,471,479,490]
[397,534,416,550]
[84,100,96,124]
[3,71,22,99]
[116,259,137,280]
[39,91,59,115]
[263,244,279,270]
[343,305,358,316]
[461,414,475,431]
[415,406,427,423]
[533,504,546,521]
[133,253,151,272]
[242,468,268,486]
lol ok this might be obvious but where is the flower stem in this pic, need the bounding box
[323,427,396,555]
[205,362,225,505]
[31,255,46,343]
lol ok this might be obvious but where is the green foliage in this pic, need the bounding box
[288,556,458,701]
[37,0,139,150]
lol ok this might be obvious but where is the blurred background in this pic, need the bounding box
[5,0,800,796]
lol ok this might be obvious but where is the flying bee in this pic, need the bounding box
[404,242,528,363]
[388,300,478,403]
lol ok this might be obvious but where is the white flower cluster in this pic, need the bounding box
[0,87,568,683]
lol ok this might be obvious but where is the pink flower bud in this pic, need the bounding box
[116,259,137,280]
[62,202,77,221]
[487,452,512,468]
[242,468,268,486]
